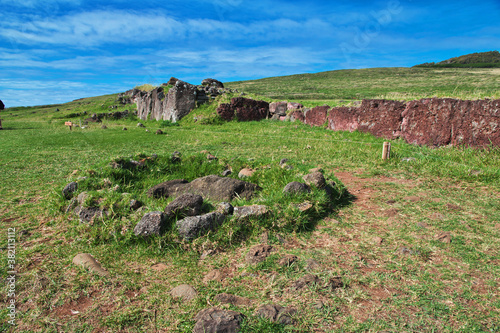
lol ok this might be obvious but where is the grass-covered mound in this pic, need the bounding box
[56,152,348,250]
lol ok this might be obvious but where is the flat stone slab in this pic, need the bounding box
[148,175,261,202]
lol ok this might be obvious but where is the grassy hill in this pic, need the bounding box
[414,51,500,69]
[1,68,499,332]
[225,67,500,107]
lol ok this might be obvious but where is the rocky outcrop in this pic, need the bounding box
[0,99,4,110]
[325,98,500,147]
[133,78,232,123]
[305,105,329,127]
[217,97,269,121]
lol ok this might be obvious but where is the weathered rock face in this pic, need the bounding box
[217,97,269,121]
[326,98,500,147]
[202,78,224,88]
[135,78,230,123]
[357,100,406,139]
[269,102,288,116]
[288,110,305,123]
[147,175,261,202]
[327,106,358,132]
[163,80,197,122]
[305,105,329,127]
[401,98,500,147]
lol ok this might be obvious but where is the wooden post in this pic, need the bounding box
[0,119,3,130]
[65,121,73,130]
[382,142,391,160]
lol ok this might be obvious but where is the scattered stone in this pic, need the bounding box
[129,199,142,210]
[323,217,340,224]
[221,169,232,177]
[145,129,150,132]
[101,125,107,129]
[445,203,462,211]
[256,304,296,325]
[215,293,252,307]
[259,232,269,244]
[404,196,421,202]
[171,151,182,162]
[470,169,482,176]
[430,212,445,221]
[62,182,78,199]
[170,284,197,301]
[238,168,255,178]
[164,193,203,218]
[279,158,289,166]
[79,207,105,223]
[122,127,127,131]
[292,274,320,290]
[245,244,273,264]
[133,211,168,238]
[373,236,384,245]
[136,122,145,127]
[399,247,415,256]
[77,192,88,205]
[325,276,343,290]
[233,205,269,219]
[156,129,163,135]
[207,154,217,160]
[402,157,416,162]
[283,182,311,195]
[176,212,225,241]
[314,301,324,309]
[72,253,109,276]
[278,255,299,267]
[303,172,326,188]
[435,232,452,243]
[216,202,234,215]
[386,199,397,205]
[151,263,168,271]
[296,201,313,212]
[203,270,224,283]
[193,308,243,333]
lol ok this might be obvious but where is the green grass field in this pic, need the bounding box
[0,67,499,332]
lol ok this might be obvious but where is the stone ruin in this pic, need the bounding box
[216,97,500,148]
[120,77,235,122]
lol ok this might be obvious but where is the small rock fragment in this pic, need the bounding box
[62,182,78,199]
[283,182,310,195]
[238,168,255,178]
[193,308,243,333]
[292,274,320,290]
[435,232,452,243]
[72,253,109,276]
[170,284,197,301]
[278,255,299,267]
[256,304,296,325]
[215,293,252,306]
[134,211,168,238]
[245,244,273,264]
[233,205,268,219]
[303,172,326,188]
[164,193,203,217]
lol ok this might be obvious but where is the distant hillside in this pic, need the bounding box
[414,51,500,68]
[225,67,500,105]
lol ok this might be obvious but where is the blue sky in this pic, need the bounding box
[1,0,499,107]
